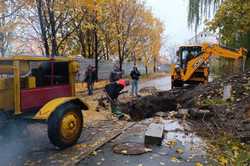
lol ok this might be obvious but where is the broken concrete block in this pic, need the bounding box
[144,123,164,146]
[238,131,250,143]
[223,85,232,101]
[175,109,189,119]
[155,112,168,117]
[188,108,213,119]
[242,121,250,130]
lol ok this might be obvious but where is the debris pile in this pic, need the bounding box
[124,70,250,143]
[178,71,250,142]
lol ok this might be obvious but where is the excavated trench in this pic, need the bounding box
[121,90,187,121]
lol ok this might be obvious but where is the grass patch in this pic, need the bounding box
[201,98,229,107]
[206,134,250,166]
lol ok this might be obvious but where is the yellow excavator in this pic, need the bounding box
[171,43,247,87]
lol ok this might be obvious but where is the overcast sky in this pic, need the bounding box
[145,0,196,45]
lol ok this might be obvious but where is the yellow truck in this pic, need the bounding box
[0,56,89,148]
[171,43,247,87]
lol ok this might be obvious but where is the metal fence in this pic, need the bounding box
[75,57,156,80]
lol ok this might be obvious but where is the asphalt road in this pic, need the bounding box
[0,77,184,165]
[79,76,213,166]
[79,119,210,166]
[124,76,171,94]
[139,76,172,91]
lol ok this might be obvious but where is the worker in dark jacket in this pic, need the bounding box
[130,66,141,97]
[109,64,122,82]
[84,65,96,95]
[104,79,126,119]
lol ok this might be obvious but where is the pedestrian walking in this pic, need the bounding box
[130,65,141,97]
[84,65,96,96]
[109,64,122,82]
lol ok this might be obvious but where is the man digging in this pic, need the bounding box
[104,79,128,119]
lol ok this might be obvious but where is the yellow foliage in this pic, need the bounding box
[218,156,228,166]
[208,0,250,48]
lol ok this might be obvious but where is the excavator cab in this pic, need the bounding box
[177,46,203,69]
[173,45,208,87]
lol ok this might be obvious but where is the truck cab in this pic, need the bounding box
[0,56,89,148]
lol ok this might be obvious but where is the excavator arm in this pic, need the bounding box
[202,43,247,59]
[181,43,247,81]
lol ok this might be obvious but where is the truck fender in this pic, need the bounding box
[33,97,89,120]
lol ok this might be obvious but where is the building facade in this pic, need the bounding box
[185,31,219,45]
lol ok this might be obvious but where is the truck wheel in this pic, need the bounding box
[48,103,83,149]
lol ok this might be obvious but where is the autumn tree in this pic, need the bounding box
[34,0,94,57]
[131,7,164,74]
[208,0,250,51]
[0,0,165,77]
[108,0,143,70]
[187,0,250,50]
[187,0,223,31]
[0,0,26,56]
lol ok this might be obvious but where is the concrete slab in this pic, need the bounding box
[144,123,164,146]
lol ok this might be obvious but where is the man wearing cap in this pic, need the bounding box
[104,79,126,119]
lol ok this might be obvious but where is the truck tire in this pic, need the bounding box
[48,103,83,149]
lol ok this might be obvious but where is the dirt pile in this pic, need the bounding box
[178,71,250,141]
[124,70,250,142]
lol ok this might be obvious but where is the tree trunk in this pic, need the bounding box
[46,0,58,57]
[133,53,136,65]
[78,31,86,56]
[36,0,50,56]
[119,58,123,72]
[153,57,157,72]
[0,13,7,57]
[87,30,92,58]
[94,28,99,81]
[145,65,148,75]
[0,32,6,57]
[117,40,123,70]
[105,39,109,60]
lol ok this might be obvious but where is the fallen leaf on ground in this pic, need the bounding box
[144,148,153,152]
[121,150,128,154]
[195,162,203,166]
[165,140,177,147]
[91,151,97,156]
[160,162,165,165]
[176,148,184,154]
[170,156,180,163]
